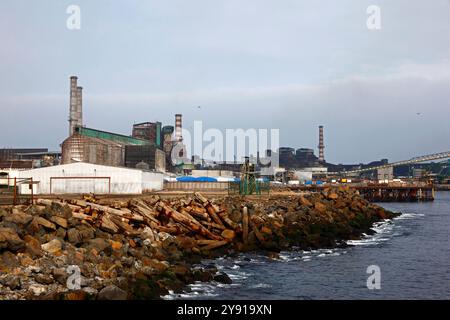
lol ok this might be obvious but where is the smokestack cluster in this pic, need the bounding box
[175,114,182,142]
[69,76,83,136]
[318,125,325,163]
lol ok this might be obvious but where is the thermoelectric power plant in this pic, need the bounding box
[61,76,188,172]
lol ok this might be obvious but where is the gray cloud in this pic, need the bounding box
[0,0,449,163]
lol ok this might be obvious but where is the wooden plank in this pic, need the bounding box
[100,214,119,233]
[242,206,249,245]
[200,240,229,251]
[73,200,144,222]
[217,210,240,230]
[158,202,222,240]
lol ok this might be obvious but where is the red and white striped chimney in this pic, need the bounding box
[175,114,182,141]
[318,125,325,163]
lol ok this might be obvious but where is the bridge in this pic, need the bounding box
[329,151,450,176]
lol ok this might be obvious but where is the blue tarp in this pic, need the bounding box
[176,176,218,182]
[196,176,218,182]
[176,176,197,182]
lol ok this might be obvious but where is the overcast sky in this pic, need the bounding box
[0,0,449,163]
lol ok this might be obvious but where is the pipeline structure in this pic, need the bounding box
[330,151,450,176]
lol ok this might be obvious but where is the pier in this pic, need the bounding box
[289,183,435,202]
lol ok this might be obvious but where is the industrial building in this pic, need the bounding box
[0,148,61,169]
[132,121,162,148]
[14,162,163,195]
[61,76,166,172]
[61,126,165,172]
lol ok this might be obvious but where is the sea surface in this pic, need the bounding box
[165,192,450,300]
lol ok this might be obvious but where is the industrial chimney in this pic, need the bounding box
[175,114,182,142]
[318,125,325,163]
[69,76,78,136]
[76,86,83,130]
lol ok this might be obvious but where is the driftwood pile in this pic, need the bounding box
[35,193,248,253]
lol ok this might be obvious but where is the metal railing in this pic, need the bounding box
[330,151,450,175]
[0,177,34,205]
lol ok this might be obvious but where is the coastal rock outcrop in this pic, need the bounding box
[0,188,398,300]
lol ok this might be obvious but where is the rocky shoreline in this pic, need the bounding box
[0,187,398,300]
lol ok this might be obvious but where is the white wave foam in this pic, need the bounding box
[228,273,249,280]
[395,212,424,220]
[250,283,272,289]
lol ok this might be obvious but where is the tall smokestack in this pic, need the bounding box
[76,86,83,129]
[318,125,325,163]
[175,114,182,141]
[69,76,78,136]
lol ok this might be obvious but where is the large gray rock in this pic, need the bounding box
[0,227,25,252]
[98,285,127,300]
[3,211,33,226]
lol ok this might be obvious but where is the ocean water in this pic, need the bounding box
[165,192,450,300]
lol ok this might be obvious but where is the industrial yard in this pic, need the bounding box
[1,76,448,205]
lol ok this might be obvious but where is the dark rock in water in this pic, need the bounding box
[171,263,190,280]
[193,269,213,282]
[266,251,280,260]
[213,272,232,284]
[98,285,128,300]
[202,264,218,275]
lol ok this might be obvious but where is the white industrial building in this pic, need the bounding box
[10,162,163,195]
